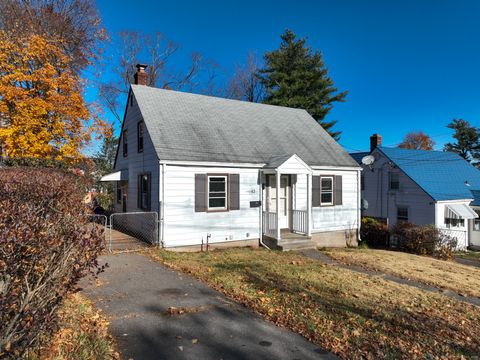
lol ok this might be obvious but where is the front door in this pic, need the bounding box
[268,175,290,229]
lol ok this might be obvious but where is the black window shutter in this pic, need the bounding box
[230,174,240,210]
[137,175,141,208]
[195,174,207,212]
[335,175,343,206]
[146,174,151,211]
[312,176,320,207]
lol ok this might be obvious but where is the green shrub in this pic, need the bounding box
[391,222,457,259]
[360,217,389,248]
[0,167,104,358]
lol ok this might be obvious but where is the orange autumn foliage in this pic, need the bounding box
[0,32,109,162]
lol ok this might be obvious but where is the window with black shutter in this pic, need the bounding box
[194,174,240,212]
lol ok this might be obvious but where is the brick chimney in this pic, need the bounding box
[370,133,382,152]
[134,64,148,85]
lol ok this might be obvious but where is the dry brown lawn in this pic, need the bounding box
[147,248,480,359]
[323,248,480,298]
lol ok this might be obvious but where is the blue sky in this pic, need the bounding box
[94,0,480,152]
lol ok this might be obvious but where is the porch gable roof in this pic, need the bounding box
[262,154,312,174]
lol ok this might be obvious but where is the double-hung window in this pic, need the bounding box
[208,175,227,210]
[137,121,144,152]
[397,207,408,222]
[474,219,480,231]
[320,176,334,206]
[389,172,399,190]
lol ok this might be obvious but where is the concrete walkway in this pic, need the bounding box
[81,253,335,360]
[300,249,480,307]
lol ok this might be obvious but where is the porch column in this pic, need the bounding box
[276,170,281,241]
[307,173,312,237]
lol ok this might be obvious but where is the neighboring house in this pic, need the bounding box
[351,134,480,249]
[101,64,362,251]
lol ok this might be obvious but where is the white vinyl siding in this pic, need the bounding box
[310,169,359,233]
[163,166,260,247]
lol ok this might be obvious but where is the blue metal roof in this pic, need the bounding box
[377,147,480,203]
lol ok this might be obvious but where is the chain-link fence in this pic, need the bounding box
[109,212,159,252]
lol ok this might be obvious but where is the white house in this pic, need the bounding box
[102,64,362,251]
[351,134,480,249]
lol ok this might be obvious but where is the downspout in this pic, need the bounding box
[259,171,270,249]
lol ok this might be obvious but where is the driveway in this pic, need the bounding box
[81,253,335,360]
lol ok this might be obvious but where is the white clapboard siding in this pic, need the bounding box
[293,174,308,211]
[361,150,435,226]
[311,170,359,232]
[163,166,261,247]
[114,93,160,215]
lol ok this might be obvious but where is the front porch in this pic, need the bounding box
[260,154,315,250]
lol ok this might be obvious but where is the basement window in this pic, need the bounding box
[208,176,227,210]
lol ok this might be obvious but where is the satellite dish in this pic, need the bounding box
[361,155,375,166]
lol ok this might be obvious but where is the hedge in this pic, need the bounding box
[0,167,104,358]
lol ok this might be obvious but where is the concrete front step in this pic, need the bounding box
[262,234,317,251]
[277,239,317,251]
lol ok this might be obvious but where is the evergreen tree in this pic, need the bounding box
[444,119,480,167]
[258,29,347,140]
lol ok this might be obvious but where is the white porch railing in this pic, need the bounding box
[292,209,308,234]
[262,211,277,238]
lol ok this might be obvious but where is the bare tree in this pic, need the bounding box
[99,31,219,124]
[225,52,264,102]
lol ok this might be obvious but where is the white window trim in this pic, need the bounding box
[207,175,228,211]
[320,176,334,206]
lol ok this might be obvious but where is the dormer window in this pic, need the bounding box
[137,121,144,153]
[123,130,128,157]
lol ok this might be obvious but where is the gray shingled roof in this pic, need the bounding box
[131,85,359,167]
